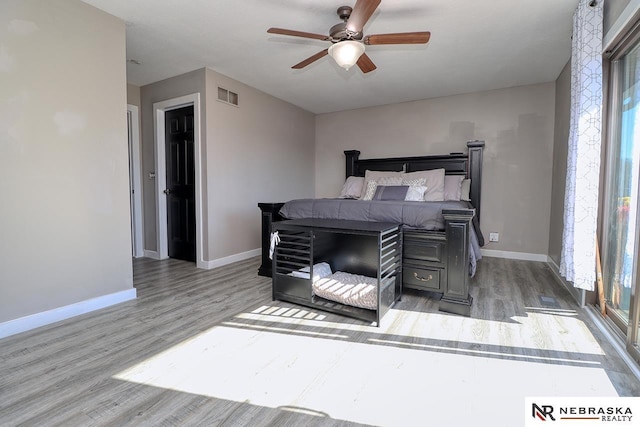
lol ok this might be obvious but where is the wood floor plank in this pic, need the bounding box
[1,256,639,427]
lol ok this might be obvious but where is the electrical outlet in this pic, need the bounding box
[489,232,499,242]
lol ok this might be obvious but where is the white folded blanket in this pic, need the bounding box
[312,271,378,310]
[290,262,333,282]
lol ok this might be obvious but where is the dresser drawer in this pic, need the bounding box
[403,266,442,292]
[403,234,445,264]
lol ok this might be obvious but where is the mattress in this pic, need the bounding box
[280,198,472,230]
[312,271,378,310]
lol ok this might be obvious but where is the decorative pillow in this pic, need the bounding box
[361,180,378,200]
[402,177,427,187]
[444,175,465,201]
[460,179,471,201]
[361,176,403,200]
[339,176,365,199]
[361,170,404,199]
[405,185,427,201]
[403,169,445,201]
[372,185,409,201]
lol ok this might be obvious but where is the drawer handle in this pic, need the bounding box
[414,272,433,282]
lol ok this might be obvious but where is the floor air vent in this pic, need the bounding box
[538,295,561,309]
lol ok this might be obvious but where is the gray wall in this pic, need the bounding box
[548,61,571,265]
[204,69,315,261]
[315,83,556,256]
[127,83,141,107]
[0,0,133,323]
[139,68,315,263]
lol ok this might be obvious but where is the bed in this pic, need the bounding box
[259,140,485,316]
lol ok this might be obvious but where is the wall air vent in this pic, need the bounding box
[217,87,238,106]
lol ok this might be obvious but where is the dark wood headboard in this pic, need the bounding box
[344,140,485,223]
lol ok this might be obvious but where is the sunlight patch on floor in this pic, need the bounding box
[237,305,606,357]
[113,324,618,426]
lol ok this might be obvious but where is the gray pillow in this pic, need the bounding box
[339,176,364,199]
[403,169,445,201]
[444,175,465,201]
[372,185,409,201]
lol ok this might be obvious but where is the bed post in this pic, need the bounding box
[344,150,361,177]
[467,140,484,223]
[440,209,475,317]
[258,202,285,277]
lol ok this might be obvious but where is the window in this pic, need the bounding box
[603,25,640,365]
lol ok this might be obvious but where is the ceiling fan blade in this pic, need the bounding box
[364,32,431,45]
[267,27,329,41]
[346,0,381,33]
[356,53,377,73]
[292,49,329,69]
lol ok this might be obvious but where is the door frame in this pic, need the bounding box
[127,104,144,258]
[153,93,204,267]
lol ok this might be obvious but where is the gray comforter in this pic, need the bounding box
[279,198,482,276]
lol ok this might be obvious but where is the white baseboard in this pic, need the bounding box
[199,248,261,270]
[480,249,550,262]
[0,288,137,340]
[143,250,162,260]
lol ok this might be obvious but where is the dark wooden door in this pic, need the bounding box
[165,106,196,262]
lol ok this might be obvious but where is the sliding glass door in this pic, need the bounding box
[604,36,640,362]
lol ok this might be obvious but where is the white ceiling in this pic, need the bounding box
[82,0,579,114]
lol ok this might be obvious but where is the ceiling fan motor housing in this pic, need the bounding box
[330,22,363,42]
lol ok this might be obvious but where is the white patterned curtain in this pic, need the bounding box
[560,0,603,291]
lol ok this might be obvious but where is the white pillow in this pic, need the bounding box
[403,169,445,201]
[339,176,364,199]
[405,185,428,201]
[361,180,378,201]
[460,179,471,201]
[291,262,333,282]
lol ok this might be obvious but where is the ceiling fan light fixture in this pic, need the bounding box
[328,40,365,70]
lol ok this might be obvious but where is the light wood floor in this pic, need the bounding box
[1,256,639,426]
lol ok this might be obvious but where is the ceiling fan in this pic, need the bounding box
[267,0,430,73]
